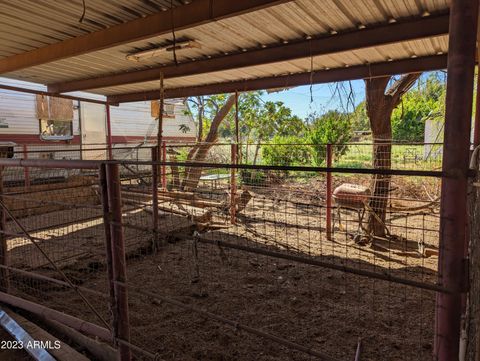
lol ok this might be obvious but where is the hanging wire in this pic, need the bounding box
[309,39,314,105]
[170,0,178,66]
[79,0,86,23]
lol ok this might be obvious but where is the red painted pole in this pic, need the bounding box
[106,163,131,360]
[230,143,237,224]
[435,1,478,360]
[326,144,333,240]
[98,164,115,341]
[106,104,113,160]
[474,66,480,147]
[235,91,240,162]
[22,145,30,190]
[151,147,159,243]
[0,166,8,293]
[161,141,167,190]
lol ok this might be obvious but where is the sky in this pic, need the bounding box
[262,80,366,119]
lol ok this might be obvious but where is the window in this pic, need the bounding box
[39,119,73,140]
[36,95,74,140]
[150,101,176,118]
[0,118,8,128]
[164,103,175,118]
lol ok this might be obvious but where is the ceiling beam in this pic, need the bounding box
[0,84,108,105]
[49,14,449,93]
[107,54,448,103]
[0,0,291,74]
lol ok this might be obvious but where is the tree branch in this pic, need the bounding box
[387,73,421,106]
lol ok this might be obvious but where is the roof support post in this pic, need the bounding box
[435,1,479,360]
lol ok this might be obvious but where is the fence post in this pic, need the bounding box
[161,141,167,190]
[98,164,115,335]
[106,104,113,160]
[326,144,333,240]
[0,166,9,293]
[230,143,237,224]
[435,0,478,360]
[151,147,159,245]
[105,163,131,361]
[23,145,30,190]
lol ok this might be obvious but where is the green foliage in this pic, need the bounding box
[349,72,446,142]
[239,169,267,186]
[391,73,446,142]
[186,92,306,147]
[261,135,311,167]
[351,101,369,131]
[307,110,353,166]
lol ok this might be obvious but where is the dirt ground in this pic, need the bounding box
[4,175,440,361]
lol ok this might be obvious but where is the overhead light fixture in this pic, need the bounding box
[126,40,201,62]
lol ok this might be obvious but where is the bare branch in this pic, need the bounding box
[386,73,421,106]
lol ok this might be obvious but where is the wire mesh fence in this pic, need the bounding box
[0,162,112,334]
[0,142,447,361]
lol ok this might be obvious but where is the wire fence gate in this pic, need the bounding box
[0,142,453,361]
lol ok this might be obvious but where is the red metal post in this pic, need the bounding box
[435,1,479,360]
[235,91,240,162]
[161,141,167,190]
[0,167,8,293]
[105,163,131,361]
[22,145,30,190]
[326,144,333,240]
[106,104,113,160]
[230,143,237,224]
[474,67,480,147]
[151,147,159,243]
[99,164,115,331]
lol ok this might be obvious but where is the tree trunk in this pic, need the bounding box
[197,96,204,142]
[253,143,261,165]
[364,74,420,237]
[182,95,236,191]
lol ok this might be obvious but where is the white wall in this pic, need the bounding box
[109,100,196,140]
[0,78,80,136]
[0,78,196,141]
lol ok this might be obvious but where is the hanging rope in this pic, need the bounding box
[79,0,86,23]
[309,39,314,104]
[170,0,178,66]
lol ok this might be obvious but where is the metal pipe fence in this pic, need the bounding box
[0,141,457,361]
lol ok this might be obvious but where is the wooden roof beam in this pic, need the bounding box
[49,14,449,93]
[107,54,448,103]
[0,0,291,74]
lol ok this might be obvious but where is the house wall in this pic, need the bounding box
[0,78,197,157]
[109,100,196,143]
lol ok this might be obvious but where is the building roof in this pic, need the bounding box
[0,0,451,102]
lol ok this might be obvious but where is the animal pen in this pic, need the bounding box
[0,0,479,361]
[0,141,453,361]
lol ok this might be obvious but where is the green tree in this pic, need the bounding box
[261,135,311,167]
[391,73,446,142]
[307,110,353,166]
[351,101,370,132]
[251,100,306,164]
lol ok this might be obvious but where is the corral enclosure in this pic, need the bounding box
[0,142,443,361]
[1,1,478,360]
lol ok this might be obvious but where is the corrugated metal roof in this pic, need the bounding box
[0,0,450,96]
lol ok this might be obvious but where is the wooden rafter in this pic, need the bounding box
[106,54,448,103]
[0,0,291,74]
[48,14,450,93]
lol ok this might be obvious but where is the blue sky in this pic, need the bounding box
[262,80,366,119]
